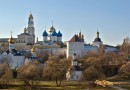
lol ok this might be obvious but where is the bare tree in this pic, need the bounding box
[17,61,41,90]
[43,56,71,86]
[36,50,49,63]
[121,37,130,57]
[119,61,130,79]
[0,63,12,88]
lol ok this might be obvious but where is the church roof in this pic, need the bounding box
[51,30,57,36]
[74,66,82,71]
[94,38,102,42]
[42,30,48,36]
[69,35,84,42]
[6,49,17,54]
[14,52,23,56]
[57,31,62,37]
[3,49,23,56]
[19,33,31,36]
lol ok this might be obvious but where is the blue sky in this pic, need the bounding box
[0,0,130,46]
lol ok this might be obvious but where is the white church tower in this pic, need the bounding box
[27,13,35,44]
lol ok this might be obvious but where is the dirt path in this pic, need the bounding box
[109,85,127,90]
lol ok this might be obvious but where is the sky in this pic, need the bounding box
[0,0,130,46]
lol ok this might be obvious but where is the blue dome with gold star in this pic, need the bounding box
[51,31,57,36]
[57,31,62,37]
[42,30,48,36]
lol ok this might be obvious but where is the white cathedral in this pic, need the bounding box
[42,25,62,45]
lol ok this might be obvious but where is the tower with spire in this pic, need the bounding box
[67,32,84,58]
[27,13,35,44]
[8,31,15,51]
[93,31,103,47]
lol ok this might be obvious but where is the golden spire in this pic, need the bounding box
[31,47,36,52]
[8,31,15,43]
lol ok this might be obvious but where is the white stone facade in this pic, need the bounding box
[67,42,84,58]
[17,33,32,44]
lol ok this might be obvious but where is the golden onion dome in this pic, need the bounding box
[28,13,33,20]
[8,36,15,43]
[49,26,55,32]
[31,47,36,52]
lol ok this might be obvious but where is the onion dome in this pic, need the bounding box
[42,30,48,36]
[31,47,36,52]
[94,31,102,42]
[57,31,62,37]
[28,13,33,20]
[8,32,15,43]
[49,26,55,33]
[51,30,57,36]
[8,37,15,43]
[94,38,102,42]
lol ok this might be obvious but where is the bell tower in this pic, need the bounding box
[27,13,35,44]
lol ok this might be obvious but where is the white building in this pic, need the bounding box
[0,34,25,69]
[66,32,84,58]
[66,53,82,80]
[17,27,32,44]
[66,31,119,59]
[0,33,39,69]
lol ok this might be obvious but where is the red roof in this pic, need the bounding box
[69,35,84,42]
